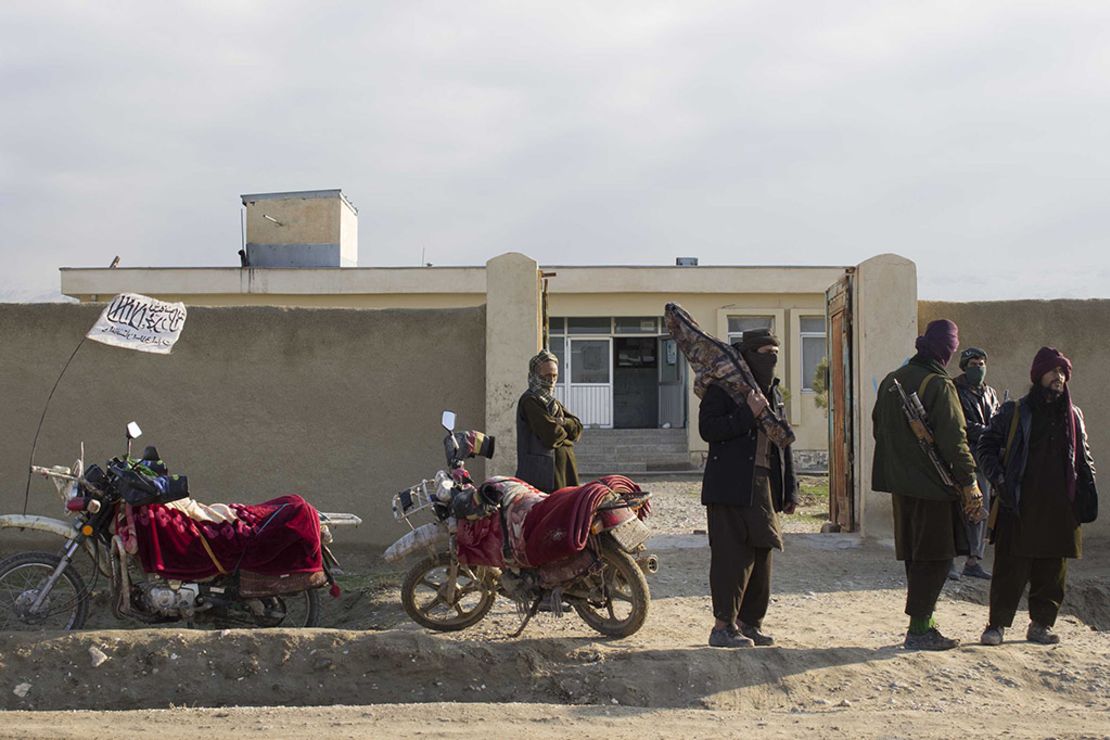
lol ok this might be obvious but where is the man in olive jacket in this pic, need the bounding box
[871,319,983,650]
[516,350,583,492]
[700,329,798,648]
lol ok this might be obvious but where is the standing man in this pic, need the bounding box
[977,347,1096,646]
[516,350,583,493]
[700,329,798,648]
[953,347,1002,580]
[871,319,984,650]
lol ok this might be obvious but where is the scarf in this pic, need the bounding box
[527,350,559,407]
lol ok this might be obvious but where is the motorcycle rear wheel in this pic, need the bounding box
[401,552,495,631]
[0,551,90,631]
[210,589,320,629]
[572,539,650,638]
[250,589,320,628]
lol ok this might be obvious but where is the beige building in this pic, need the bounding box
[61,191,845,473]
[59,190,919,535]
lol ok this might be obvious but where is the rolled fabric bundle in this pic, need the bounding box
[664,302,796,448]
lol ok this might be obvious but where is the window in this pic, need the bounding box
[567,318,611,335]
[614,317,659,334]
[726,316,774,346]
[800,316,827,392]
[548,317,566,335]
[570,340,610,383]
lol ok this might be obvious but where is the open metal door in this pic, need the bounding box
[826,272,856,531]
[658,337,686,428]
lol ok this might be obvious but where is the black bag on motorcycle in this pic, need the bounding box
[118,468,190,506]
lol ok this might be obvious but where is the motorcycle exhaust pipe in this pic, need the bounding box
[637,553,659,575]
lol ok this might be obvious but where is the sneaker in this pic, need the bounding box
[737,622,775,646]
[904,628,960,651]
[947,565,961,581]
[1026,622,1060,645]
[980,625,1004,646]
[709,626,754,648]
[962,562,992,580]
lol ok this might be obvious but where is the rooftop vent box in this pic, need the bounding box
[240,189,358,268]
[675,257,699,266]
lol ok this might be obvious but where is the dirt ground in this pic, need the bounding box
[2,478,1109,738]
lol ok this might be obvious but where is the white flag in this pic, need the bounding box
[86,293,188,355]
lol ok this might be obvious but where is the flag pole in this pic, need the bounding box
[23,336,89,515]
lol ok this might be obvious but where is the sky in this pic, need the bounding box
[2,1,1109,302]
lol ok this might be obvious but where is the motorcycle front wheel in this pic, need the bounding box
[572,538,650,638]
[0,551,90,631]
[401,552,495,631]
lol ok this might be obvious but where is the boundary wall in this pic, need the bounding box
[919,299,1110,540]
[0,303,486,546]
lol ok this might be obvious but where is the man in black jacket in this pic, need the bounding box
[700,329,798,648]
[953,347,1001,580]
[976,347,1096,646]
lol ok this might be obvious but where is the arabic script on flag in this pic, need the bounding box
[86,293,187,355]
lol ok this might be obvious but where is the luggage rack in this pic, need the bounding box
[391,480,437,527]
[318,512,362,527]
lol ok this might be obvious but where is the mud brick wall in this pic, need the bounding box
[920,299,1109,540]
[0,304,485,546]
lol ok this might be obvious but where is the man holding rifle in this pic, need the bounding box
[871,319,986,650]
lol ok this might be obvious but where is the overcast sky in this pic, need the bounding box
[2,2,1109,301]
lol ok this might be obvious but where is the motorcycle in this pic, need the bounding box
[0,422,361,631]
[384,411,658,638]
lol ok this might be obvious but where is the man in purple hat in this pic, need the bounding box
[976,347,1097,646]
[872,319,984,650]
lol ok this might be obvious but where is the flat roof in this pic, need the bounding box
[240,189,357,214]
[59,263,849,298]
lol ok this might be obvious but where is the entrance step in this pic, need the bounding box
[574,428,697,477]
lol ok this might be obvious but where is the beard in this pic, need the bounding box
[1031,382,1065,406]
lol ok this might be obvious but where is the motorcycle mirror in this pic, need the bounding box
[441,410,457,432]
[126,422,142,440]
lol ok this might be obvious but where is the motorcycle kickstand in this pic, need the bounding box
[510,596,543,639]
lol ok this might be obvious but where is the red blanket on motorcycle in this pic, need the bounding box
[124,494,323,581]
[455,475,643,568]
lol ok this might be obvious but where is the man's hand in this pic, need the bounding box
[746,390,768,417]
[960,482,987,523]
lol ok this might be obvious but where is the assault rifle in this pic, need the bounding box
[890,378,957,488]
[890,378,987,522]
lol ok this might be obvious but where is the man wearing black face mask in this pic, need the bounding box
[700,328,798,648]
[953,347,1001,580]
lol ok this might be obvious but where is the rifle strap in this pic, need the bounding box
[1001,402,1021,468]
[918,373,942,398]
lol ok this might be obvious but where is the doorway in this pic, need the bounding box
[613,337,658,428]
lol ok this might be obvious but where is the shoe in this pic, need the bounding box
[947,565,961,581]
[980,625,1004,646]
[904,628,960,651]
[963,563,992,580]
[737,622,775,646]
[1026,622,1060,645]
[709,626,754,648]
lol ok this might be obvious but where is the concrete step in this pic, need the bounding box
[581,429,687,440]
[580,461,699,476]
[577,454,688,465]
[581,461,648,473]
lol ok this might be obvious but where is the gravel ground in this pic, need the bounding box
[642,475,831,536]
